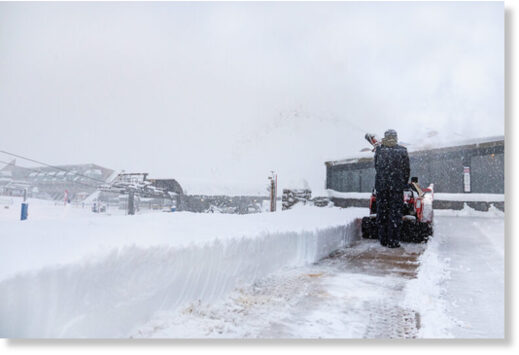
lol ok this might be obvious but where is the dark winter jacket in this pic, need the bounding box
[374,143,410,192]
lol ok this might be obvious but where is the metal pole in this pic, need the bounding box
[20,188,28,221]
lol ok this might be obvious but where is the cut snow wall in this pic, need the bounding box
[0,221,360,338]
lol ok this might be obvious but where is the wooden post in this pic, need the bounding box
[128,191,135,215]
[269,172,277,212]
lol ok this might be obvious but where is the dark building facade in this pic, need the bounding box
[325,136,504,194]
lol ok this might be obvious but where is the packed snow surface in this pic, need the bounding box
[404,205,504,338]
[133,240,426,339]
[432,209,504,338]
[0,198,364,338]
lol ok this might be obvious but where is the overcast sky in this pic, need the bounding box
[0,1,504,193]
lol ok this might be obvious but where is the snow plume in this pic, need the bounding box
[0,2,503,194]
[402,225,454,338]
[0,210,361,338]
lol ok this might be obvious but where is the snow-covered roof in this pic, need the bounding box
[85,169,102,176]
[408,135,504,153]
[326,135,504,167]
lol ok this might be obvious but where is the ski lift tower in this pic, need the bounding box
[99,172,174,215]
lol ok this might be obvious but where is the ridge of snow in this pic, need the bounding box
[434,203,505,217]
[0,205,364,338]
[327,190,372,199]
[327,189,504,203]
[433,193,504,202]
[402,222,454,338]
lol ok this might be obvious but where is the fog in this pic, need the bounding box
[0,2,504,193]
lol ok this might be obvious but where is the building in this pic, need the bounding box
[0,160,274,214]
[0,160,116,200]
[325,136,504,194]
[146,178,184,196]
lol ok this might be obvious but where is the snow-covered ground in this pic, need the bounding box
[434,212,505,338]
[0,198,364,338]
[0,196,134,222]
[133,241,425,338]
[0,198,504,339]
[401,205,504,338]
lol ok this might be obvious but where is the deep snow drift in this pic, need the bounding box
[0,200,364,338]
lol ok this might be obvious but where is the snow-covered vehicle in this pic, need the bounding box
[361,178,434,243]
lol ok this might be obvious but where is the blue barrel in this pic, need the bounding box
[20,203,29,221]
[171,207,176,212]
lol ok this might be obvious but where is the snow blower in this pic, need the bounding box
[360,134,434,243]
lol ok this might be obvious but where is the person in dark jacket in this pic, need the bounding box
[374,129,410,248]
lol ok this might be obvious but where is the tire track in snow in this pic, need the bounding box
[133,239,425,338]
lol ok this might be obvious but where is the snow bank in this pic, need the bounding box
[434,203,505,218]
[0,205,363,338]
[327,189,505,204]
[327,190,372,200]
[434,193,504,202]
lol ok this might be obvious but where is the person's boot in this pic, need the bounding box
[387,240,401,248]
[380,237,388,247]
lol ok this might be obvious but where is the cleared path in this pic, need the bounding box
[133,214,505,339]
[435,216,504,338]
[133,240,426,338]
